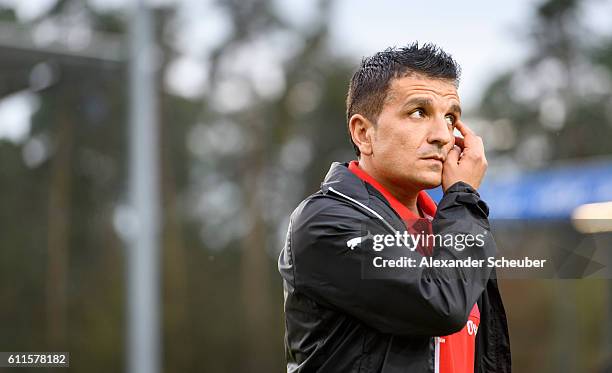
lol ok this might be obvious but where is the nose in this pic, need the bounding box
[427,115,453,147]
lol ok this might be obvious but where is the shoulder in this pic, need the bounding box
[289,192,367,235]
[285,193,372,276]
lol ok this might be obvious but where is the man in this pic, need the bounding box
[278,43,511,372]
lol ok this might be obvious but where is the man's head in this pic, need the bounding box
[346,43,462,191]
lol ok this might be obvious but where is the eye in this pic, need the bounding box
[445,114,456,126]
[409,109,425,119]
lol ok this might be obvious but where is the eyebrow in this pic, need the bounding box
[400,97,433,111]
[449,103,462,116]
[400,97,462,116]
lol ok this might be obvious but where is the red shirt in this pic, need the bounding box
[348,161,479,373]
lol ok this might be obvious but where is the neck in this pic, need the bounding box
[358,158,421,217]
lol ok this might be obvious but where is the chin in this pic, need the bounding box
[420,180,441,190]
[395,170,441,190]
[418,173,442,189]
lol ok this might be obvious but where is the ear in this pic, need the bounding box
[349,114,375,156]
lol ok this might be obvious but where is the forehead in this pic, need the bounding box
[386,74,460,105]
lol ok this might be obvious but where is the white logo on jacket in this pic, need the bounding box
[346,232,374,250]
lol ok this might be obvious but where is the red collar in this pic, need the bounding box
[348,160,437,221]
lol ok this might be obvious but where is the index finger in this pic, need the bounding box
[454,120,475,138]
[454,121,483,148]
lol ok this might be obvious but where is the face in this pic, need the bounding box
[356,74,460,191]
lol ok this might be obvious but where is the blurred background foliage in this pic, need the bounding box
[0,0,611,372]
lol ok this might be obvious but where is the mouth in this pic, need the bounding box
[421,155,445,163]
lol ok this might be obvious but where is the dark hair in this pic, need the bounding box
[346,42,461,156]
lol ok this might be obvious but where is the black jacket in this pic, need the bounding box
[278,162,511,372]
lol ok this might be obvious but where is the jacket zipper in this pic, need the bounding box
[434,337,440,373]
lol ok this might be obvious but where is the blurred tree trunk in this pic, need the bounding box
[160,93,192,371]
[46,86,74,349]
[240,137,273,371]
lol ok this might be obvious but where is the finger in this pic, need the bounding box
[445,145,461,164]
[454,121,475,139]
[454,135,465,149]
[455,121,484,150]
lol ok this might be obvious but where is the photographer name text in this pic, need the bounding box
[373,256,547,268]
